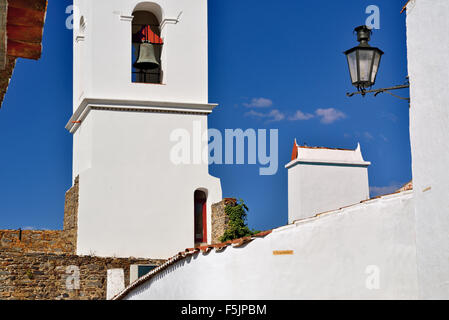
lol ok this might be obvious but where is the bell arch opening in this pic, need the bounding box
[194,189,208,246]
[132,9,163,84]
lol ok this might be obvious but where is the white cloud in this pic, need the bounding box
[245,109,285,122]
[245,110,265,118]
[381,112,398,122]
[380,134,389,142]
[267,109,286,122]
[243,98,273,108]
[288,110,315,121]
[315,108,347,124]
[246,106,347,124]
[364,132,374,140]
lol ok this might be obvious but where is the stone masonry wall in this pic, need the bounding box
[211,198,236,244]
[0,56,15,107]
[63,176,79,252]
[0,176,167,300]
[0,230,74,254]
[0,176,79,255]
[0,251,164,300]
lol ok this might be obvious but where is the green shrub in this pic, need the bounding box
[219,199,259,242]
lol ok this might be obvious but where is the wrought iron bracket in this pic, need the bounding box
[347,84,410,101]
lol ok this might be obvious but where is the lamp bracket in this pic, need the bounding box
[347,84,410,102]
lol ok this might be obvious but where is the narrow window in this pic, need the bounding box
[194,190,207,245]
[137,265,157,278]
[130,264,157,283]
[132,11,163,84]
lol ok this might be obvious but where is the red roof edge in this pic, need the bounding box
[291,139,298,161]
[113,229,273,300]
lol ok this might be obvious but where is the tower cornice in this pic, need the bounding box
[66,98,218,134]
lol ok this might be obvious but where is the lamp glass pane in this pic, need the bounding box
[346,51,358,84]
[358,49,374,82]
[370,51,381,83]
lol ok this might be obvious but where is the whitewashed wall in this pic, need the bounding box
[70,0,222,259]
[107,269,125,300]
[125,191,418,300]
[75,109,222,259]
[406,0,449,299]
[73,0,209,110]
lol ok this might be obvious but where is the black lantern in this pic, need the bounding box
[344,26,384,93]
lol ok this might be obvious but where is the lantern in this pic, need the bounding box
[344,26,384,92]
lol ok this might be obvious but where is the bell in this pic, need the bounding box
[134,42,160,70]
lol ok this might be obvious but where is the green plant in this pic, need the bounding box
[219,199,259,242]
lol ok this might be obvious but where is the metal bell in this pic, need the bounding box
[134,42,160,70]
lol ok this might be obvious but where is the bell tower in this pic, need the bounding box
[67,0,222,259]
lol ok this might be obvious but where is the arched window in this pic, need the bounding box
[132,10,163,84]
[194,190,208,245]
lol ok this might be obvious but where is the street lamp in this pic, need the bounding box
[344,26,383,92]
[344,25,409,101]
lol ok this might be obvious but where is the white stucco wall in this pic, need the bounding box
[107,269,125,300]
[286,145,370,223]
[124,191,418,300]
[406,0,449,299]
[70,0,222,259]
[75,109,222,259]
[73,0,209,110]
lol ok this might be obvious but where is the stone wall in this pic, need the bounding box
[0,56,15,107]
[0,177,79,255]
[0,176,168,300]
[0,230,74,254]
[0,251,164,300]
[211,198,236,244]
[63,176,79,252]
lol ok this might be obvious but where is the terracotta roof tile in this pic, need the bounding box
[113,230,272,300]
[397,180,413,192]
[0,0,47,108]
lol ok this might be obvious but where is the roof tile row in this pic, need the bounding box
[113,230,272,300]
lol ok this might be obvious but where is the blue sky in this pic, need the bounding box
[0,0,411,232]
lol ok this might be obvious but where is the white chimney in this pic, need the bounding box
[286,140,371,223]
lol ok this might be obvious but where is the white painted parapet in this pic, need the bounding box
[285,141,370,223]
[121,191,418,300]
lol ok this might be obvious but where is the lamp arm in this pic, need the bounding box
[347,84,410,101]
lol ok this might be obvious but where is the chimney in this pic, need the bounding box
[286,140,371,223]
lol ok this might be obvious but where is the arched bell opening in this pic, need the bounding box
[194,189,208,246]
[132,10,163,84]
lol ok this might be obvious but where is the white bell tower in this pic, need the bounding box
[67,0,222,259]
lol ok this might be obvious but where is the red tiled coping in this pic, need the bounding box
[112,230,272,300]
[299,146,353,151]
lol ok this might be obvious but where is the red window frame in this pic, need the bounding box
[194,193,207,244]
